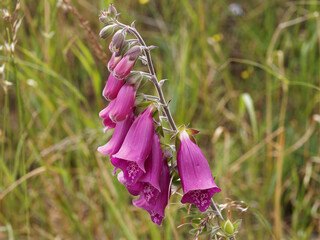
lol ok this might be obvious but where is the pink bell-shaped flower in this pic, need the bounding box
[177,130,221,212]
[138,132,163,205]
[112,105,155,184]
[97,110,134,156]
[133,158,171,226]
[102,73,125,101]
[109,83,136,122]
[115,132,163,203]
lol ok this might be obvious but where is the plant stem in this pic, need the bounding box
[115,20,178,132]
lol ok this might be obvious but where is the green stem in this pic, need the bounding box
[115,20,178,132]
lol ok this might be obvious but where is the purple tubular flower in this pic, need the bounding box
[99,101,116,130]
[109,83,136,123]
[108,52,122,72]
[97,110,134,156]
[112,105,155,184]
[103,73,125,101]
[177,130,221,212]
[138,132,163,205]
[113,46,141,79]
[133,158,171,226]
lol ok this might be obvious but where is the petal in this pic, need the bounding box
[111,157,144,185]
[97,111,134,156]
[113,55,135,79]
[181,188,221,212]
[113,106,154,172]
[138,133,162,192]
[103,73,125,101]
[133,158,170,226]
[109,84,136,122]
[117,171,143,196]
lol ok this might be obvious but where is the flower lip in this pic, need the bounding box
[181,188,221,212]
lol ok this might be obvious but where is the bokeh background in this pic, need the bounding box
[1,0,320,239]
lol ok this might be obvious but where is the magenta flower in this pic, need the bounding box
[99,101,116,130]
[138,132,163,204]
[103,73,125,101]
[108,52,122,72]
[117,171,143,196]
[113,132,162,202]
[109,83,136,123]
[97,110,134,156]
[177,130,221,212]
[113,46,141,79]
[133,158,171,226]
[112,105,155,184]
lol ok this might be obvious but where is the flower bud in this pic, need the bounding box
[109,83,136,122]
[99,15,111,24]
[113,46,142,79]
[124,46,142,61]
[108,52,122,72]
[103,73,125,101]
[120,40,130,55]
[109,30,125,53]
[223,219,235,235]
[108,4,117,18]
[99,25,116,39]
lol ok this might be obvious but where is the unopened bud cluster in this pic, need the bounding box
[97,4,221,226]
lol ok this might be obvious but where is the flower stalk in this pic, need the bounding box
[114,20,178,132]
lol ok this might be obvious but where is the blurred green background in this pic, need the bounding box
[0,0,319,239]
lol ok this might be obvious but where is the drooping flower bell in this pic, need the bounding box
[99,100,116,130]
[116,131,163,203]
[112,105,155,184]
[177,129,221,212]
[102,73,125,101]
[109,83,136,122]
[97,110,134,156]
[138,132,163,204]
[133,158,171,226]
[113,46,142,79]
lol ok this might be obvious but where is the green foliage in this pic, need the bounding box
[0,0,319,239]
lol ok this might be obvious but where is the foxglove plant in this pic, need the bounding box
[97,4,241,238]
